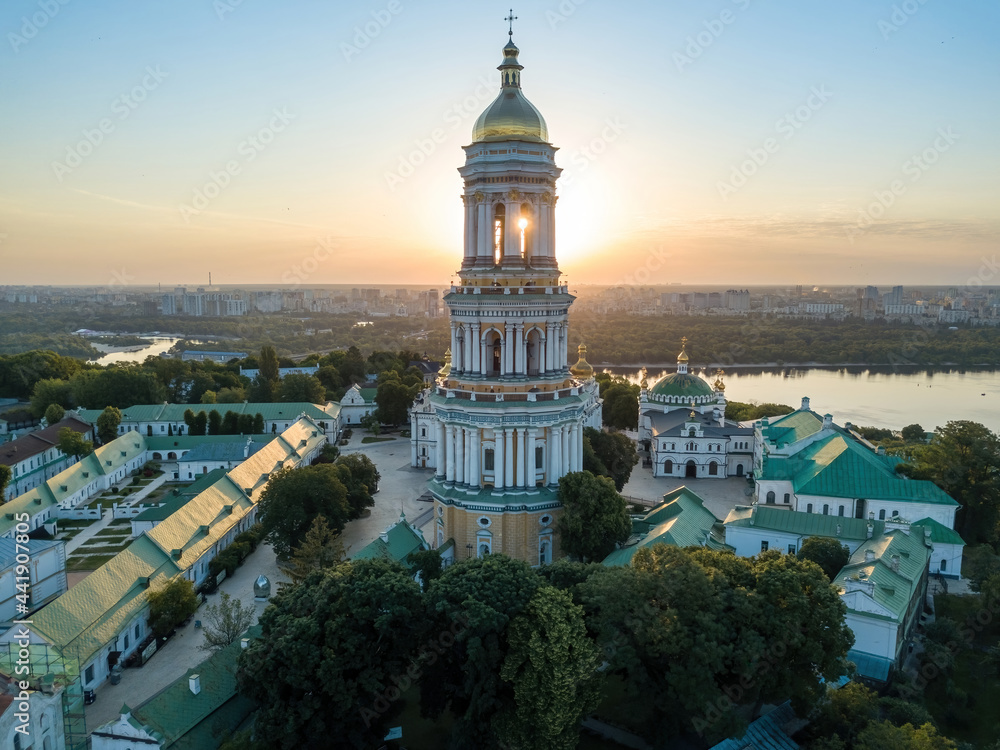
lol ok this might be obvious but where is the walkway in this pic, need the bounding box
[621,469,752,521]
[65,474,168,555]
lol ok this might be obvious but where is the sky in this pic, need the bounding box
[0,0,998,288]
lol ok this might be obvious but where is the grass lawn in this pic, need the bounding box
[362,436,395,443]
[94,528,131,538]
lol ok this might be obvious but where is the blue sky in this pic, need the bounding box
[1,0,997,286]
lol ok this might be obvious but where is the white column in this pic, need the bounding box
[546,323,555,371]
[477,200,490,262]
[435,420,446,477]
[562,425,571,476]
[471,323,481,374]
[515,428,525,488]
[570,423,580,473]
[445,424,455,483]
[455,426,465,485]
[505,428,514,488]
[464,428,472,485]
[463,324,473,375]
[514,324,525,375]
[538,200,551,261]
[504,201,519,260]
[464,198,475,264]
[494,429,505,489]
[450,324,459,370]
[551,425,562,484]
[499,338,507,377]
[410,412,418,466]
[526,428,537,487]
[505,324,515,375]
[559,323,567,370]
[470,428,481,487]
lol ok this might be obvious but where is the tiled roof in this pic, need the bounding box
[0,417,92,467]
[762,433,957,506]
[603,486,729,567]
[724,505,887,541]
[352,515,427,564]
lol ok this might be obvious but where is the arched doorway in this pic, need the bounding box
[485,330,503,376]
[525,328,542,375]
[685,460,697,478]
[663,459,673,475]
[736,464,744,477]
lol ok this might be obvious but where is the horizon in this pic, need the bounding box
[2,1,998,287]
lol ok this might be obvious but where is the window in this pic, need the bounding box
[421,428,426,437]
[664,459,673,474]
[891,510,899,519]
[941,558,947,572]
[806,503,813,513]
[766,491,775,504]
[761,541,769,552]
[536,446,544,469]
[84,665,94,684]
[783,493,790,504]
[689,428,696,437]
[708,462,718,476]
[838,506,845,517]
[879,509,886,520]
[822,504,829,515]
[484,448,495,471]
[124,634,129,650]
[788,545,796,555]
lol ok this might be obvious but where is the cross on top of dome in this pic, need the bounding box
[505,9,518,38]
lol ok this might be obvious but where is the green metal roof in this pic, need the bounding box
[847,649,893,682]
[359,387,378,404]
[724,504,887,540]
[145,435,274,452]
[126,626,261,749]
[648,372,713,399]
[78,401,340,426]
[352,515,427,564]
[761,433,958,507]
[603,486,729,567]
[910,517,965,546]
[29,535,180,665]
[761,409,825,446]
[835,529,931,623]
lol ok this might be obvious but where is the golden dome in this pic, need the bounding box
[570,343,594,379]
[713,368,726,392]
[677,336,690,363]
[471,38,549,144]
[639,367,648,390]
[438,349,452,379]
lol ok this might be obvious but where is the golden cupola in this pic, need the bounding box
[570,343,594,379]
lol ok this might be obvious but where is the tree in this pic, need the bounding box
[256,465,351,559]
[96,406,122,444]
[406,548,442,588]
[30,378,74,418]
[583,427,639,491]
[200,389,217,404]
[222,410,240,435]
[280,373,326,404]
[797,536,850,581]
[725,401,794,422]
[420,555,545,748]
[200,592,255,652]
[494,586,603,750]
[360,412,380,436]
[252,412,265,433]
[375,375,418,426]
[147,577,199,639]
[288,515,344,584]
[855,721,957,750]
[258,344,280,383]
[183,408,196,434]
[333,453,380,519]
[237,559,427,749]
[898,421,1000,544]
[70,365,166,409]
[216,386,246,403]
[207,409,222,435]
[557,471,631,562]
[247,345,280,402]
[602,382,639,430]
[57,427,92,459]
[901,423,925,442]
[804,681,879,746]
[237,413,255,434]
[43,402,65,425]
[0,465,11,501]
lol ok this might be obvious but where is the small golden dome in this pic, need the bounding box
[570,344,594,379]
[438,349,452,379]
[714,368,726,392]
[677,336,690,363]
[639,367,648,390]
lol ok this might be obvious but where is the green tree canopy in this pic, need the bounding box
[256,464,351,559]
[199,592,254,652]
[57,427,93,459]
[332,452,380,519]
[96,405,122,444]
[280,373,326,404]
[0,465,11,500]
[602,382,639,430]
[855,721,957,750]
[147,577,199,639]
[288,515,345,585]
[30,378,74,418]
[725,401,794,422]
[898,420,1000,544]
[797,536,851,581]
[557,471,631,562]
[43,402,65,425]
[583,427,639,491]
[375,374,419,426]
[237,559,427,749]
[901,423,925,442]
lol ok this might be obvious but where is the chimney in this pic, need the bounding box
[924,527,931,541]
[801,396,811,411]
[865,549,875,563]
[836,524,842,537]
[241,638,249,650]
[822,413,833,428]
[189,674,201,695]
[877,446,886,456]
[890,554,901,573]
[866,522,874,539]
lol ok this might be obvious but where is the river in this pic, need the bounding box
[606,366,1000,433]
[89,337,180,364]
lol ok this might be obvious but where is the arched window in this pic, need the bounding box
[766,491,775,504]
[838,505,845,516]
[689,428,696,437]
[879,509,886,520]
[941,558,947,572]
[664,459,673,474]
[493,203,506,263]
[783,493,790,504]
[708,462,718,476]
[806,503,813,513]
[822,504,829,515]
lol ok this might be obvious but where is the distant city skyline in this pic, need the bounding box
[1,1,997,286]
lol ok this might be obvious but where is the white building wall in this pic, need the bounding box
[844,611,898,661]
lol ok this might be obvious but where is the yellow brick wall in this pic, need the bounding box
[435,501,563,565]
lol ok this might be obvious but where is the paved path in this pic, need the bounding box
[84,538,288,731]
[621,468,753,521]
[65,475,169,555]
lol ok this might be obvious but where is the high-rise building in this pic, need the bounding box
[413,30,601,565]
